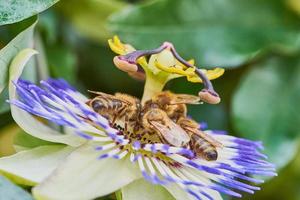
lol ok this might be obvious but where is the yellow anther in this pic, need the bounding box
[155,59,224,83]
[187,68,225,83]
[108,35,135,55]
[155,61,195,76]
[177,59,195,69]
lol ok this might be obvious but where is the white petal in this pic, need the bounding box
[184,168,223,200]
[33,144,141,200]
[0,145,73,186]
[164,184,193,200]
[122,178,174,200]
[163,167,223,200]
[8,49,84,146]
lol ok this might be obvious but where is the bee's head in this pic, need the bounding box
[204,150,218,161]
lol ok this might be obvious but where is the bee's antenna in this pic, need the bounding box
[87,90,106,96]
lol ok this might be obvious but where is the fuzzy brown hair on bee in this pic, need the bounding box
[86,90,222,161]
[148,91,200,121]
[87,91,141,125]
[147,92,223,161]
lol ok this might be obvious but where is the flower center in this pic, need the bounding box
[86,89,223,165]
[103,119,184,167]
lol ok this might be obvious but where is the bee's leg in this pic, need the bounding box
[111,114,121,126]
[124,115,129,134]
[177,117,223,148]
[111,106,127,125]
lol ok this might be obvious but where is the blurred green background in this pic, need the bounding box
[0,0,300,199]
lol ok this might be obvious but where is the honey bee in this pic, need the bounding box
[147,91,223,161]
[177,117,223,161]
[87,91,222,161]
[148,91,200,121]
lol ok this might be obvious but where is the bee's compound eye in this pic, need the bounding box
[205,150,218,161]
[91,100,103,112]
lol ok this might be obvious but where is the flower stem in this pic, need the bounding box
[141,72,168,104]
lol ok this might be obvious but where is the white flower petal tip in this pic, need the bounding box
[0,145,74,186]
[10,78,276,200]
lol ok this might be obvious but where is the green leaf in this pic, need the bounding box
[77,43,144,96]
[0,17,39,114]
[38,10,59,44]
[0,0,59,25]
[0,16,37,95]
[108,0,300,67]
[0,145,73,186]
[0,112,13,129]
[232,55,300,169]
[57,0,126,42]
[0,175,33,200]
[0,88,9,114]
[47,45,77,84]
[0,18,51,115]
[34,32,50,80]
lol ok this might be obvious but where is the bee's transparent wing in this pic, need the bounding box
[185,127,223,148]
[150,120,190,147]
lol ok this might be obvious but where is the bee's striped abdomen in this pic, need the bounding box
[90,98,124,112]
[191,134,218,161]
